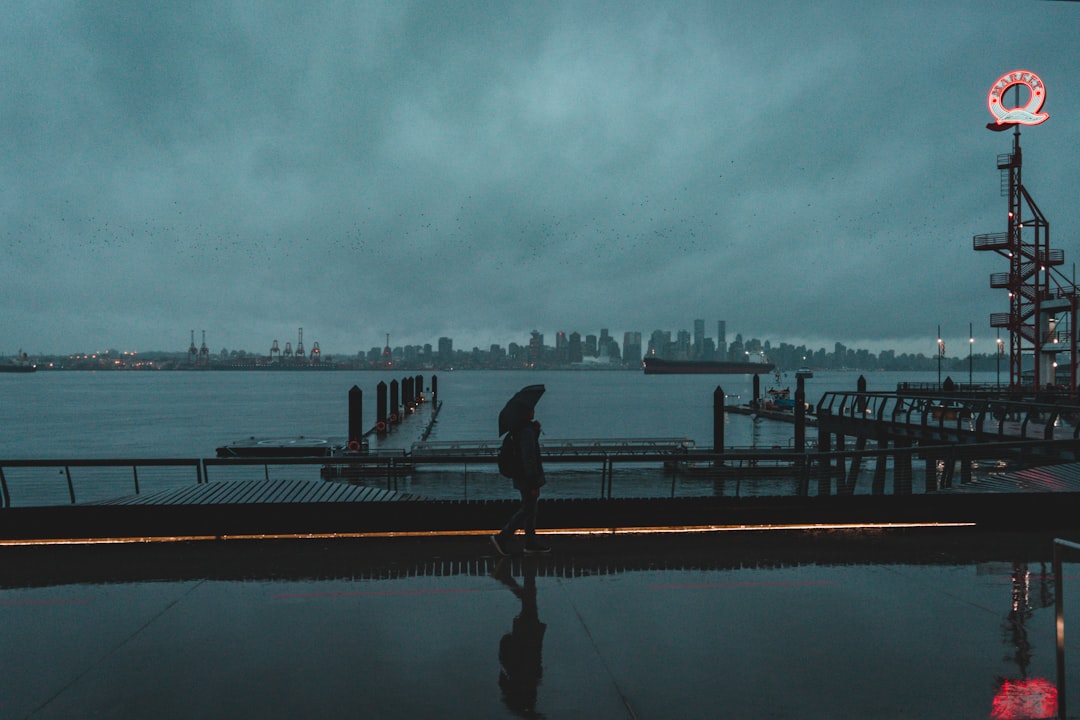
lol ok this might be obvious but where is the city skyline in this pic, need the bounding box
[14,317,1011,372]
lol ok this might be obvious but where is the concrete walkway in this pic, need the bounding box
[1,530,1077,719]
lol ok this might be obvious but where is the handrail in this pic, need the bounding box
[819,390,1080,441]
[3,438,1080,507]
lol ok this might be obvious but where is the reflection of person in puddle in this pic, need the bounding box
[493,558,546,718]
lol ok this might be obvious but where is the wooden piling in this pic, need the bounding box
[348,386,363,447]
[389,379,400,424]
[794,376,806,452]
[376,381,388,433]
[713,387,725,455]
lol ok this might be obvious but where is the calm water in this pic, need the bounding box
[1,368,1001,457]
[0,369,1001,503]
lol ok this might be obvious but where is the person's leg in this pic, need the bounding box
[520,491,549,552]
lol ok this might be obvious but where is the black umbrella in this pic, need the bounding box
[498,384,545,436]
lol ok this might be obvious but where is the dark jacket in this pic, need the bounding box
[512,422,545,491]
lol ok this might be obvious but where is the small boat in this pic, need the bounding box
[763,387,795,411]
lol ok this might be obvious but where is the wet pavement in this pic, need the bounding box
[1,529,1078,719]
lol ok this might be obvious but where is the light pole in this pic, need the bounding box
[937,325,944,388]
[969,323,974,388]
[996,332,1003,392]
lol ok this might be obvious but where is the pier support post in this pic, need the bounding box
[432,375,438,403]
[376,381,388,433]
[348,386,363,447]
[794,376,806,453]
[713,387,725,460]
[752,374,761,408]
[843,437,865,495]
[925,455,939,492]
[872,441,888,495]
[894,440,913,494]
[415,375,424,402]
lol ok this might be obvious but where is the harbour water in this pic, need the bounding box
[1,368,1006,457]
[0,369,1003,504]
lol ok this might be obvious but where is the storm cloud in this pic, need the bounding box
[3,1,1079,357]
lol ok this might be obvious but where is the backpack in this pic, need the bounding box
[497,432,522,478]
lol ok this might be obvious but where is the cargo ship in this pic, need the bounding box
[642,357,775,375]
[0,351,36,373]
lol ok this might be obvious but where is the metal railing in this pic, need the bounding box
[818,391,1080,441]
[3,438,1079,507]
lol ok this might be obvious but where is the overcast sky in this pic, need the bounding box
[3,1,1079,358]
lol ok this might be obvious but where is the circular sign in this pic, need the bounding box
[987,70,1049,126]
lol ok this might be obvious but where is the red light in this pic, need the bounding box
[991,678,1057,720]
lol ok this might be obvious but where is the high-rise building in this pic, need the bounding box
[585,334,598,358]
[528,330,544,365]
[569,332,583,364]
[693,319,705,359]
[675,330,691,359]
[555,331,568,365]
[623,332,642,366]
[438,337,453,365]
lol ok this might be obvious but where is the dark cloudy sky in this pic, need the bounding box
[4,1,1079,357]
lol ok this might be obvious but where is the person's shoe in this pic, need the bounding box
[524,543,551,555]
[490,534,510,557]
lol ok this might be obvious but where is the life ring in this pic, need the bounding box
[347,439,361,452]
[376,421,386,432]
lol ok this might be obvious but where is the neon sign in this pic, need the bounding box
[987,70,1049,127]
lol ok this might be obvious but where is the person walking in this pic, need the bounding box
[491,385,550,556]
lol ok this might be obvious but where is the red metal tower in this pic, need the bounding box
[973,123,1076,396]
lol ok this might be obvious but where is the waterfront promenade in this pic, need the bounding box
[2,530,1077,719]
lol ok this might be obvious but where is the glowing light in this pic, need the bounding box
[990,678,1057,720]
[987,69,1049,126]
[0,522,980,547]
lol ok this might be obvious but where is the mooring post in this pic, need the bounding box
[389,379,400,423]
[713,386,725,458]
[348,385,363,446]
[894,440,913,494]
[402,376,413,410]
[752,374,761,408]
[376,381,388,433]
[794,375,806,453]
[415,375,424,402]
[431,374,438,403]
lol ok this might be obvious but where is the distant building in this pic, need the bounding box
[438,337,453,366]
[569,332,583,364]
[623,332,642,366]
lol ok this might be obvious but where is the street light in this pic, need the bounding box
[937,325,944,388]
[969,323,974,388]
[996,334,1003,391]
